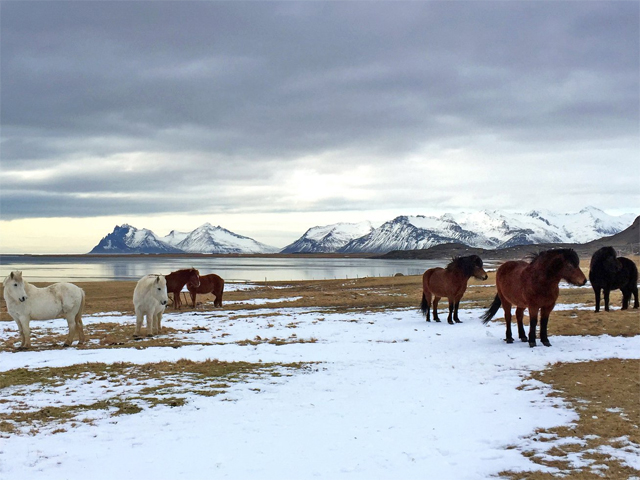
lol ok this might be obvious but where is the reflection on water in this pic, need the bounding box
[0,255,441,283]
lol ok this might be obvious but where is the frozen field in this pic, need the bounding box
[0,300,638,479]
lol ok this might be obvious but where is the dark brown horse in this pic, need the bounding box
[187,273,224,308]
[589,246,639,312]
[482,248,587,347]
[165,268,200,309]
[420,255,488,324]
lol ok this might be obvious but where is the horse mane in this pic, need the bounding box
[140,274,165,289]
[168,268,198,275]
[528,248,580,268]
[446,255,481,277]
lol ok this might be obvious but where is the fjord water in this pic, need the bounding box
[0,255,440,283]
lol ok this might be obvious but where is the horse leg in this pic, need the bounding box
[14,318,26,349]
[633,285,639,309]
[18,317,31,349]
[145,313,154,337]
[593,286,601,312]
[190,291,197,308]
[432,297,441,322]
[453,300,462,323]
[503,303,514,344]
[174,290,181,310]
[603,288,611,312]
[528,308,539,348]
[76,316,86,345]
[216,289,223,308]
[446,299,455,324]
[64,315,77,347]
[621,288,630,310]
[515,307,527,342]
[539,306,553,347]
[155,310,163,335]
[134,313,142,337]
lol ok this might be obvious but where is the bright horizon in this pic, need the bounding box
[1,2,638,254]
[0,206,637,255]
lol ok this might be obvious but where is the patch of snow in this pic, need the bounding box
[0,303,638,480]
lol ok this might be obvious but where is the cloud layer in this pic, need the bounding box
[2,1,638,222]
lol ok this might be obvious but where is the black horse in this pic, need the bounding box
[589,246,639,312]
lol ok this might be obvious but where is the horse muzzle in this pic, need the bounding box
[161,300,167,306]
[19,296,27,302]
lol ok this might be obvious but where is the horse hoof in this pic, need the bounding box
[529,341,537,348]
[542,340,552,347]
[520,337,528,343]
[454,319,462,324]
[448,320,454,325]
[425,319,430,322]
[505,338,514,344]
[63,342,71,347]
[434,319,441,323]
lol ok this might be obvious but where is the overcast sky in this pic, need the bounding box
[1,1,638,253]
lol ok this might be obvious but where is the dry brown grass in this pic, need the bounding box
[0,359,309,435]
[501,359,640,479]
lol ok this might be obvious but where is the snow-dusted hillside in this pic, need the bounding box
[89,225,182,254]
[176,223,278,254]
[89,224,277,254]
[162,230,190,247]
[280,221,374,253]
[339,208,635,254]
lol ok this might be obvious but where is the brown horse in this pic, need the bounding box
[420,255,488,324]
[482,248,587,347]
[165,268,200,309]
[187,273,224,308]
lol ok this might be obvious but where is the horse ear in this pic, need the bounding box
[156,276,160,284]
[10,272,14,279]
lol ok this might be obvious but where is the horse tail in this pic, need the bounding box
[482,295,501,324]
[76,289,85,324]
[420,293,429,316]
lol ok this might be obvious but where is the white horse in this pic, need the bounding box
[3,271,86,349]
[133,274,168,337]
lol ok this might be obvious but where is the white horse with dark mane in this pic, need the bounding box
[133,274,168,337]
[3,271,86,349]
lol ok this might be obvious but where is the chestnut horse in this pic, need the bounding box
[187,273,224,308]
[420,255,488,324]
[482,248,587,347]
[165,268,200,309]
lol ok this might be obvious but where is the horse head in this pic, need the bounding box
[594,246,622,275]
[187,268,201,289]
[3,271,28,303]
[152,275,169,306]
[470,255,489,281]
[452,255,488,280]
[547,249,587,286]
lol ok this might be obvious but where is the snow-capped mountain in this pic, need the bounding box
[174,223,278,254]
[89,223,277,254]
[89,224,182,254]
[280,221,374,253]
[338,208,635,254]
[162,230,190,247]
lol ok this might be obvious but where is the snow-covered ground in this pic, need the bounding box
[0,302,638,479]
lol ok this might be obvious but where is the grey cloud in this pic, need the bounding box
[1,1,638,219]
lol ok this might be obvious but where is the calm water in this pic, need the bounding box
[0,255,441,283]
